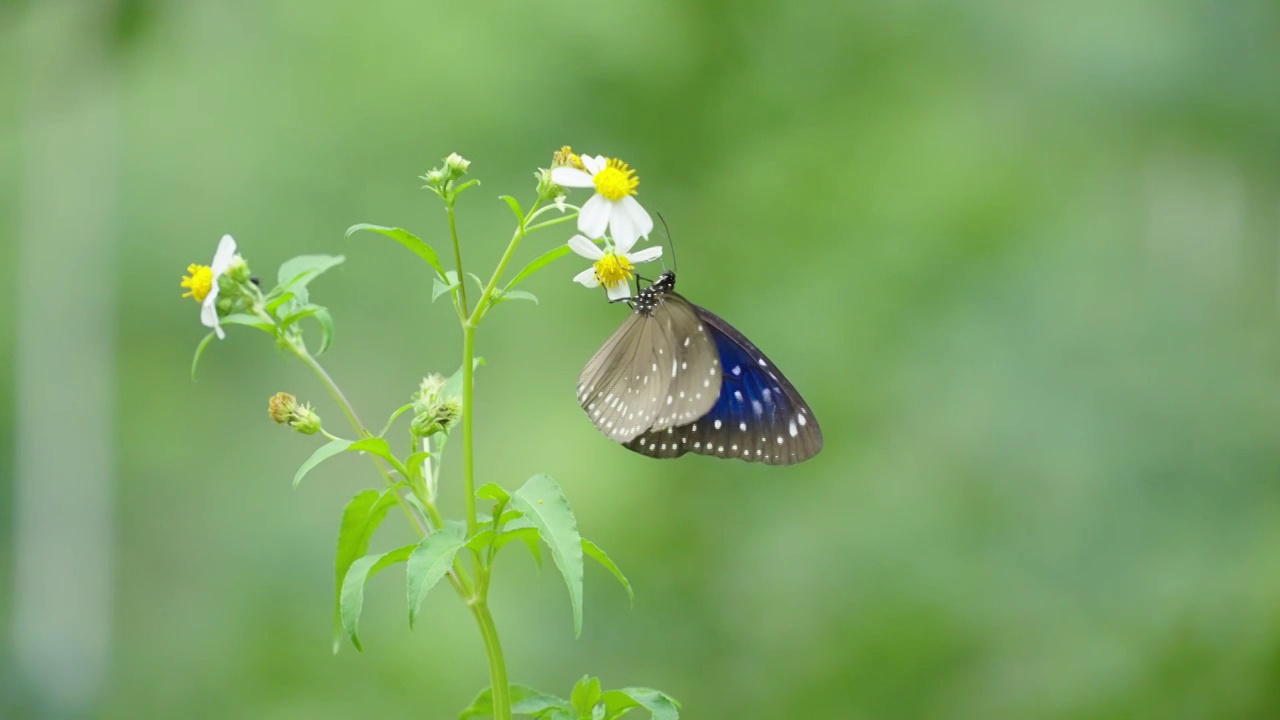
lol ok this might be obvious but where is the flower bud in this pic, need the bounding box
[410,375,461,440]
[225,255,252,284]
[268,391,323,435]
[444,152,471,179]
[534,168,563,202]
[421,168,448,190]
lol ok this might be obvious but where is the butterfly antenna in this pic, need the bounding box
[656,212,677,273]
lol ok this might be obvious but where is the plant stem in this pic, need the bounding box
[467,199,542,325]
[471,600,511,720]
[461,322,478,538]
[447,202,469,319]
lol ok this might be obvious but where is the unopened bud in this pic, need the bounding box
[534,168,563,202]
[268,391,323,435]
[444,152,471,179]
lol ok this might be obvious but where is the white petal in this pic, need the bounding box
[578,194,610,239]
[550,166,594,188]
[580,155,605,175]
[625,246,663,264]
[573,266,600,288]
[605,280,633,301]
[211,234,238,273]
[619,196,653,239]
[200,294,225,339]
[610,204,639,254]
[567,234,603,260]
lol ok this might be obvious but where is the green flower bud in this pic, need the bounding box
[534,168,563,202]
[444,152,471,179]
[268,391,323,435]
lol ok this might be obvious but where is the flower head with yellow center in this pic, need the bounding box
[551,153,654,251]
[179,234,238,339]
[568,233,663,302]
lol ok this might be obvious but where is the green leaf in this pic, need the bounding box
[477,483,510,502]
[311,307,336,354]
[293,438,353,489]
[441,357,485,401]
[465,528,495,551]
[406,526,466,628]
[219,313,276,333]
[614,689,680,720]
[570,676,602,717]
[379,403,415,437]
[583,539,635,608]
[509,473,584,636]
[348,437,396,465]
[495,288,538,305]
[346,224,447,279]
[499,195,524,224]
[467,272,486,294]
[340,544,414,651]
[505,244,572,292]
[598,691,640,719]
[433,273,461,302]
[190,331,217,379]
[265,290,295,315]
[277,254,345,304]
[332,488,402,652]
[459,685,569,720]
[279,303,323,329]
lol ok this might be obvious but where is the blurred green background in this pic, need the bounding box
[4,0,1280,718]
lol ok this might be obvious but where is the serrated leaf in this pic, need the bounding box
[332,488,402,652]
[510,473,584,636]
[599,690,640,719]
[346,224,446,279]
[340,544,414,651]
[459,685,569,720]
[294,438,353,489]
[571,676,602,717]
[615,689,680,720]
[277,254,345,304]
[499,195,524,224]
[583,539,635,608]
[407,526,466,628]
[190,331,217,379]
[505,244,573,292]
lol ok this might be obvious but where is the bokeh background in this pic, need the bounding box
[4,1,1280,718]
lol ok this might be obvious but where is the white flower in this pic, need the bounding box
[202,235,239,338]
[568,234,662,301]
[551,154,654,251]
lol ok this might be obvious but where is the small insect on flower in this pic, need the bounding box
[552,153,654,251]
[568,234,662,302]
[180,234,239,339]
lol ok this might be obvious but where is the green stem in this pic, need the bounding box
[471,601,511,720]
[447,202,469,318]
[461,323,478,538]
[467,199,543,325]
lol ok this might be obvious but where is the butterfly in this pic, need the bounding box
[577,270,822,464]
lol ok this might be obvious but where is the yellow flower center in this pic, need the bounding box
[593,158,639,201]
[594,252,634,288]
[553,145,585,170]
[181,264,214,302]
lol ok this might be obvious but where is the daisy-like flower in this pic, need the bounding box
[552,153,654,251]
[179,234,238,339]
[568,233,663,301]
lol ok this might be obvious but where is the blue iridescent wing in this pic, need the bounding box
[624,303,823,465]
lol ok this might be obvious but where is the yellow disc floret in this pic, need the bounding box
[181,263,214,302]
[593,252,635,288]
[593,158,640,201]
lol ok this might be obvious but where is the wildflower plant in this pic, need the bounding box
[185,148,679,720]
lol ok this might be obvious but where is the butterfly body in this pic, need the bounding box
[577,271,822,465]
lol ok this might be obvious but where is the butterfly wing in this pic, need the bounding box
[577,293,720,442]
[625,303,823,465]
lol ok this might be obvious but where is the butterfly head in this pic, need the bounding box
[632,271,677,316]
